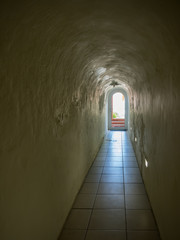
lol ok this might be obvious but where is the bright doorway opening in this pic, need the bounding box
[107,88,129,130]
[111,93,125,128]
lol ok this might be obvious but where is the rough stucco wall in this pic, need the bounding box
[0,2,106,239]
[130,58,180,239]
[128,8,180,239]
[0,0,180,239]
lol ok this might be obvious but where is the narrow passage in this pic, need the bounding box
[59,131,161,240]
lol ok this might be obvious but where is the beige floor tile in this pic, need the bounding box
[80,183,99,194]
[86,230,126,240]
[59,230,86,240]
[94,195,124,209]
[126,210,157,230]
[89,209,125,230]
[125,195,150,209]
[98,183,124,194]
[125,184,146,195]
[64,209,91,229]
[127,231,161,240]
[73,194,96,208]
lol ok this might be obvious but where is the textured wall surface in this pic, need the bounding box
[0,0,180,239]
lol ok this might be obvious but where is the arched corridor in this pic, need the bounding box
[0,1,180,240]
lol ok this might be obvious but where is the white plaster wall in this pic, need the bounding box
[0,2,106,239]
[129,71,180,240]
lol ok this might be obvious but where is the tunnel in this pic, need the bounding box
[0,0,180,239]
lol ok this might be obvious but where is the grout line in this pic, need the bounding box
[83,139,106,240]
[122,133,128,240]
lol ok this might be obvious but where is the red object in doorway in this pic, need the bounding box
[111,118,125,127]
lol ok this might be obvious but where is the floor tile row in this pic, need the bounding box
[59,131,160,240]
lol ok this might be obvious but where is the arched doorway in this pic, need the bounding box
[107,88,129,130]
[112,92,125,128]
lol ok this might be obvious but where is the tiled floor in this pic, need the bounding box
[59,131,161,240]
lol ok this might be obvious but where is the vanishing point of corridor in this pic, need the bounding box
[59,131,160,240]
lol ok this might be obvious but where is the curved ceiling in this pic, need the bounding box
[1,0,179,115]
